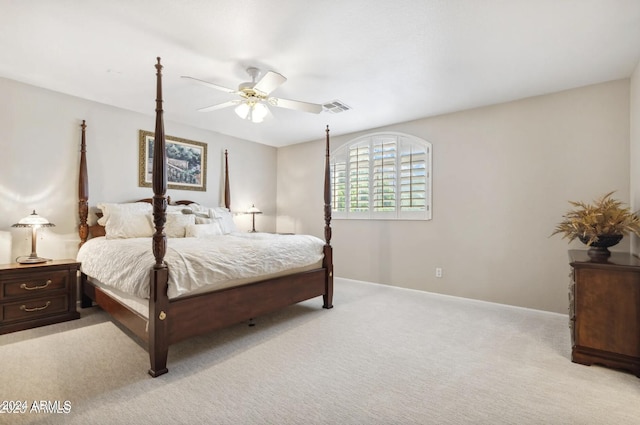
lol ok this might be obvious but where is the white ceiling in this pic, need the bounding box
[1,0,640,147]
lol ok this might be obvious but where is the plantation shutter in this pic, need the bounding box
[349,144,370,212]
[330,160,347,213]
[399,144,427,212]
[372,137,397,212]
[330,132,431,220]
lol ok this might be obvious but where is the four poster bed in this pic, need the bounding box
[77,58,334,377]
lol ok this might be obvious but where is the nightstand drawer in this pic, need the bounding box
[1,294,68,323]
[1,270,69,300]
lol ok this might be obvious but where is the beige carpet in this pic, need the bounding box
[1,278,638,425]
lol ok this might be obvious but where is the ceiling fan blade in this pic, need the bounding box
[253,71,287,95]
[270,97,323,114]
[181,76,237,94]
[197,100,241,112]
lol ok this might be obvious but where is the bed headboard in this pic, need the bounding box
[83,197,197,240]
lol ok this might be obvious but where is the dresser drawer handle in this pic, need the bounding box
[20,280,52,291]
[20,301,51,312]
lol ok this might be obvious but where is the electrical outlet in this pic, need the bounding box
[435,267,443,278]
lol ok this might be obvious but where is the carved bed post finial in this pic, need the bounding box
[324,125,332,246]
[152,57,167,268]
[78,120,89,247]
[224,149,231,210]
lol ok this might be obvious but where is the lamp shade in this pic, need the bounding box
[12,210,55,228]
[234,102,251,120]
[247,204,262,214]
[251,102,268,122]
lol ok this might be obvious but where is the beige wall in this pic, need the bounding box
[631,61,640,255]
[278,80,631,313]
[0,77,278,262]
[1,75,632,314]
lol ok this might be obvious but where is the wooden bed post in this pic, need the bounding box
[78,120,89,247]
[224,149,231,210]
[323,125,334,309]
[148,57,170,378]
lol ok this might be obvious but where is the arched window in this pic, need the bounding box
[330,132,432,220]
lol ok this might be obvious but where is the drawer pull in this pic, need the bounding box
[20,280,52,291]
[20,301,51,312]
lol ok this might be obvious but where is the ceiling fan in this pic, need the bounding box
[181,67,323,123]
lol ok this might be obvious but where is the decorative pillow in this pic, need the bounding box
[164,213,196,238]
[208,207,238,234]
[105,209,154,239]
[185,222,224,238]
[97,202,152,226]
[181,208,210,219]
[195,217,214,224]
[188,203,207,214]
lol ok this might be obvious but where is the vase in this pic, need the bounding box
[578,234,623,259]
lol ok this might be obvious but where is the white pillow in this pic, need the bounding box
[208,207,238,234]
[97,202,152,226]
[185,222,224,238]
[163,213,196,238]
[105,210,154,239]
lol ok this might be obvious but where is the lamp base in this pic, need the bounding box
[17,256,50,264]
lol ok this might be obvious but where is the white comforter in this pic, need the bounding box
[77,233,325,299]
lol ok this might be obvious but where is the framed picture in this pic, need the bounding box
[138,130,207,191]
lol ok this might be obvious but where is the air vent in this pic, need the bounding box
[323,100,351,113]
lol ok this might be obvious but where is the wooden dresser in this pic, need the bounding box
[569,250,640,376]
[0,259,80,335]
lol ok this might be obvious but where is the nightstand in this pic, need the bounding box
[0,259,80,335]
[569,250,640,377]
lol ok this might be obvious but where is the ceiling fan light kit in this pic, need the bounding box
[182,67,324,123]
[235,100,269,123]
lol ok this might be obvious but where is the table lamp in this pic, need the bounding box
[12,210,55,264]
[247,204,262,233]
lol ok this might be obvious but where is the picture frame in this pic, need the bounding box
[138,130,207,191]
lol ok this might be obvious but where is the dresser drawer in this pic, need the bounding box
[1,294,69,323]
[1,270,69,300]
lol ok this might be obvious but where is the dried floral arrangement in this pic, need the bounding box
[552,191,640,245]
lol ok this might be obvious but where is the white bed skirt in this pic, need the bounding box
[85,260,323,319]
